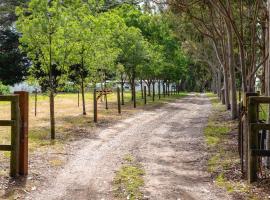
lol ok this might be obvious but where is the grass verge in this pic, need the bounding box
[205,93,270,200]
[113,155,145,200]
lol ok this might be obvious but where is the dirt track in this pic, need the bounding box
[28,94,231,200]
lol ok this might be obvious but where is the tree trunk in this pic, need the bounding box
[132,70,136,108]
[49,90,55,140]
[147,82,151,96]
[223,64,230,110]
[140,79,143,99]
[121,75,124,105]
[105,80,108,110]
[226,16,237,119]
[81,80,86,115]
[217,69,222,99]
[266,0,270,167]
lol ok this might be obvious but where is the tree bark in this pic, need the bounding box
[266,0,270,167]
[140,79,143,99]
[223,64,230,110]
[147,82,151,96]
[226,11,237,119]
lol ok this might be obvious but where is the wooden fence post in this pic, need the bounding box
[248,98,258,183]
[14,91,29,176]
[35,89,37,116]
[10,95,20,177]
[144,86,147,105]
[93,88,97,123]
[105,81,108,110]
[117,87,121,114]
[158,81,161,99]
[152,83,155,102]
[242,92,259,178]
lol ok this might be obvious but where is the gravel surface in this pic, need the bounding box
[28,94,231,200]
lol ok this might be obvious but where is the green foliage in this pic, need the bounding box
[16,0,190,93]
[0,29,29,85]
[16,0,71,93]
[113,5,189,84]
[0,82,10,94]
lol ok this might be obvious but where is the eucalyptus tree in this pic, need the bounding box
[164,0,269,119]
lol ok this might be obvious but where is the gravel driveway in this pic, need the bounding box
[28,94,231,200]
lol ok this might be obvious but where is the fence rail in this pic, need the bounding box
[239,92,270,183]
[0,92,29,177]
[0,95,20,177]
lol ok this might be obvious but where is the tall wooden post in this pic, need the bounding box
[152,83,155,102]
[10,95,20,177]
[14,91,29,176]
[93,88,97,123]
[248,97,258,183]
[158,81,161,99]
[144,86,147,105]
[117,87,121,114]
[34,89,37,116]
[105,81,108,110]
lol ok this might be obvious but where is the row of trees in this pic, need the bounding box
[158,0,269,120]
[157,0,270,176]
[14,0,189,139]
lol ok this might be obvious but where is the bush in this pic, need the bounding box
[59,82,78,93]
[0,82,10,94]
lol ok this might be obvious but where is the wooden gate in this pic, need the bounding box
[0,92,28,177]
[0,95,20,177]
[239,93,270,183]
[247,96,270,183]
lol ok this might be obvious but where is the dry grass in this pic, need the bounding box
[0,91,187,180]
